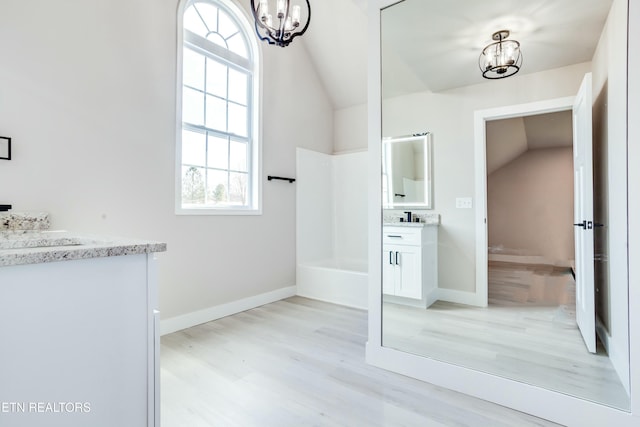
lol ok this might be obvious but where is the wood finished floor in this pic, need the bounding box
[488,262,576,307]
[161,297,558,427]
[383,263,630,410]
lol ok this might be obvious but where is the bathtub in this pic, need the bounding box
[296,259,368,310]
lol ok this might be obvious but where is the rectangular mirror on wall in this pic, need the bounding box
[379,0,631,411]
[382,133,432,209]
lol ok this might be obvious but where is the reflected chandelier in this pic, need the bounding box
[250,0,311,47]
[479,30,522,79]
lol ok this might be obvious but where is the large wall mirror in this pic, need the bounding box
[379,0,631,414]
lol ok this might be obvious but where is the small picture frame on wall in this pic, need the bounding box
[0,136,11,160]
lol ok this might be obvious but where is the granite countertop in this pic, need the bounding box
[383,222,430,228]
[0,211,50,230]
[383,212,441,226]
[0,212,166,267]
[0,230,167,267]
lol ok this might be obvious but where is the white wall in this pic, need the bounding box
[485,117,528,175]
[0,0,334,323]
[488,148,574,264]
[333,151,368,261]
[296,149,334,264]
[627,0,640,419]
[382,62,591,293]
[591,0,629,392]
[334,103,368,153]
[296,148,368,264]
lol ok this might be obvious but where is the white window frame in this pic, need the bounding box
[175,0,262,215]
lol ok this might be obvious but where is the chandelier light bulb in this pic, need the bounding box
[485,53,493,68]
[292,5,301,27]
[277,0,286,18]
[259,0,268,20]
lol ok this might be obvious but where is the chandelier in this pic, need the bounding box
[250,0,311,47]
[478,30,522,79]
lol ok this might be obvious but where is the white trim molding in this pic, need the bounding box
[626,0,640,419]
[436,288,482,307]
[473,96,574,308]
[160,285,296,335]
[174,0,263,216]
[366,342,635,426]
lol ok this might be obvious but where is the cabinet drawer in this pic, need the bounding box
[383,227,422,245]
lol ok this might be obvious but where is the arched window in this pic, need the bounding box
[177,0,260,214]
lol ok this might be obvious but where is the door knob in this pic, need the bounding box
[573,221,587,229]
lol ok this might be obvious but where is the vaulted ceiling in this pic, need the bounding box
[298,0,612,109]
[486,111,573,174]
[299,0,368,109]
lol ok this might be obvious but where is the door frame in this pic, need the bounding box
[473,96,575,307]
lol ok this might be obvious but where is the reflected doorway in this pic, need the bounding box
[474,95,628,408]
[479,88,596,351]
[486,109,577,338]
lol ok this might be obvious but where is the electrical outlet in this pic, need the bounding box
[456,197,473,209]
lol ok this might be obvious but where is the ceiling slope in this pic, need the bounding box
[297,0,610,108]
[299,0,368,109]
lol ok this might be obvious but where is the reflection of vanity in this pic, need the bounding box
[382,132,437,308]
[382,223,437,308]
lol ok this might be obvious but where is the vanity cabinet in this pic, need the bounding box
[0,253,161,427]
[383,244,421,298]
[383,225,437,308]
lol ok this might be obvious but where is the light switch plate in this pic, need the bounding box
[456,197,473,209]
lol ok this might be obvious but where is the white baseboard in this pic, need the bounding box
[596,316,630,394]
[160,285,297,336]
[425,288,439,308]
[437,288,484,307]
[297,293,367,310]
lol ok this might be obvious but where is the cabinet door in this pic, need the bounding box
[382,249,396,295]
[0,255,149,427]
[395,246,422,299]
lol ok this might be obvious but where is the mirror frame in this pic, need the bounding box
[366,0,640,425]
[382,133,433,209]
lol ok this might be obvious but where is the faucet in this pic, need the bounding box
[0,204,11,212]
[404,211,412,222]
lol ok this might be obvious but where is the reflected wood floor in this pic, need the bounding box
[488,261,576,307]
[161,297,558,427]
[384,263,630,410]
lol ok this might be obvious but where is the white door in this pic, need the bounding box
[573,72,596,353]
